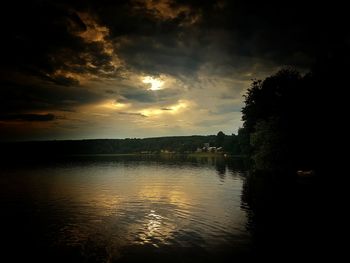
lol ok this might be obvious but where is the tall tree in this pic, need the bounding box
[216,131,225,147]
[241,69,319,171]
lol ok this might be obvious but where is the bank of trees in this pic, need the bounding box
[0,133,245,156]
[240,67,332,172]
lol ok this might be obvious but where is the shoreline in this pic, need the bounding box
[65,152,246,158]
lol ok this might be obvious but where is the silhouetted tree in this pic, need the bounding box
[216,131,225,147]
[237,127,251,156]
[241,69,321,171]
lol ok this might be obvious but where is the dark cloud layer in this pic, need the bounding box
[1,0,348,140]
[0,113,55,122]
[0,79,104,114]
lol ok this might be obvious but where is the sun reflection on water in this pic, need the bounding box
[136,210,165,247]
[17,161,249,255]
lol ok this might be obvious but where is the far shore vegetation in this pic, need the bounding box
[0,133,247,158]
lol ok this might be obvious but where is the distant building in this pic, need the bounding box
[196,143,223,153]
[196,143,224,153]
[207,147,215,152]
[161,149,175,154]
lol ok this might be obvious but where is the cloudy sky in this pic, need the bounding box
[0,0,343,141]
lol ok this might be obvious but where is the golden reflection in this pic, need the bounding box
[137,210,164,247]
[134,186,192,246]
[13,162,252,257]
[138,185,190,207]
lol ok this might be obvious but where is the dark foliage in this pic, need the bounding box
[240,67,331,172]
[0,134,244,159]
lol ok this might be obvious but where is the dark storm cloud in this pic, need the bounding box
[1,0,121,122]
[0,113,55,122]
[0,79,104,114]
[77,0,215,77]
[118,0,347,74]
[2,2,81,73]
[2,0,346,80]
[44,75,80,87]
[2,3,119,76]
[117,36,202,76]
[1,0,339,85]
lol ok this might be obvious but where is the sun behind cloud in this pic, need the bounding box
[142,76,164,91]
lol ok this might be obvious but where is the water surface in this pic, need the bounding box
[1,156,252,262]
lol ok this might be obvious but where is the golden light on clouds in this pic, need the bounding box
[139,108,163,117]
[143,0,190,20]
[78,100,130,117]
[98,100,130,110]
[133,0,200,26]
[140,100,189,117]
[76,12,109,43]
[142,76,165,91]
[170,100,188,112]
[50,69,90,84]
[68,12,124,76]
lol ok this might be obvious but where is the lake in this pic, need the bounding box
[0,156,256,262]
[1,155,331,262]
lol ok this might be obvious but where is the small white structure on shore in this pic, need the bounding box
[196,143,223,153]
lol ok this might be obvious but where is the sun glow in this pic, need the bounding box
[97,100,130,110]
[170,100,187,112]
[142,76,164,91]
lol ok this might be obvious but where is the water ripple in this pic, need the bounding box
[1,158,251,262]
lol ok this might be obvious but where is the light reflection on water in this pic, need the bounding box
[0,157,251,262]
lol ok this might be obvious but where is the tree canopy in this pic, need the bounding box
[241,69,322,172]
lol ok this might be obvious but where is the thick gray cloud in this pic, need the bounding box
[0,79,105,113]
[0,113,55,122]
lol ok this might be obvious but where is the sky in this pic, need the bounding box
[0,0,345,141]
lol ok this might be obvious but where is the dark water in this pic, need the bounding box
[0,156,329,262]
[0,156,251,262]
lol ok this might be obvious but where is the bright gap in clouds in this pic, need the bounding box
[142,76,164,90]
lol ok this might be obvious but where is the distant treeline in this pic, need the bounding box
[0,133,246,156]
